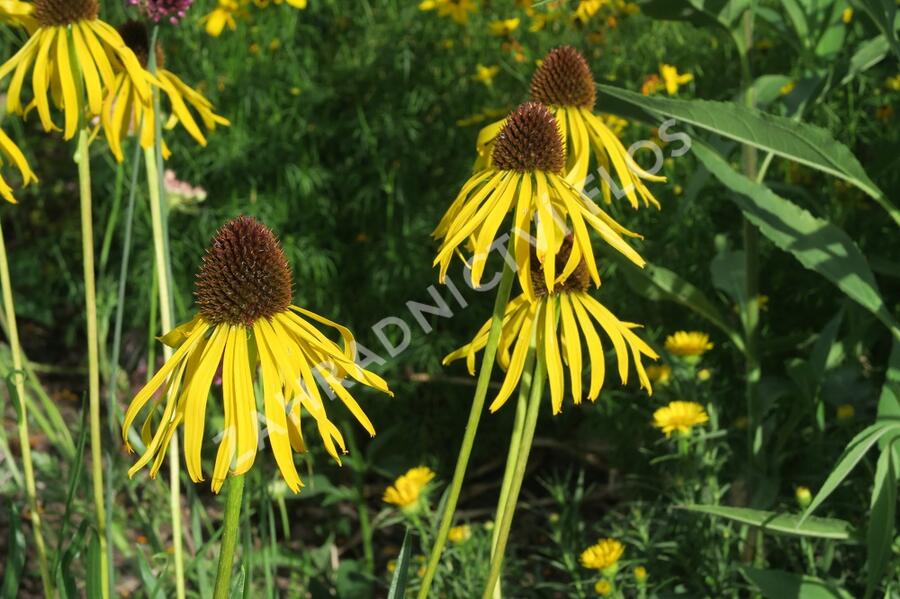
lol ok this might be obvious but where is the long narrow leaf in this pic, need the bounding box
[865,446,897,598]
[387,527,413,599]
[682,505,853,540]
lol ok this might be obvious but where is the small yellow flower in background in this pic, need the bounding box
[641,74,662,95]
[594,579,613,596]
[383,466,436,510]
[836,404,855,423]
[573,0,604,23]
[697,368,712,382]
[489,17,520,37]
[660,64,693,95]
[795,486,812,508]
[886,75,900,91]
[653,401,709,437]
[581,538,624,572]
[633,565,648,583]
[437,0,477,25]
[201,0,242,36]
[418,0,438,9]
[386,559,397,573]
[757,294,770,311]
[780,81,796,96]
[841,7,853,23]
[665,331,714,358]
[601,114,628,136]
[473,64,500,87]
[448,524,472,543]
[646,364,671,386]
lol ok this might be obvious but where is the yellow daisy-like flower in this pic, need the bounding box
[594,579,613,596]
[581,538,624,570]
[0,0,36,28]
[0,129,37,204]
[472,64,500,87]
[573,0,603,23]
[477,46,664,207]
[383,466,436,509]
[659,63,693,96]
[444,239,656,414]
[102,22,230,162]
[448,524,472,543]
[0,0,151,141]
[437,0,477,25]
[652,400,709,437]
[435,102,645,303]
[633,565,648,583]
[489,17,520,37]
[201,0,242,36]
[123,217,392,494]
[664,330,713,357]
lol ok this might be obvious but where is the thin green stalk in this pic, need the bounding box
[482,354,547,598]
[213,473,246,599]
[345,424,375,574]
[490,338,536,599]
[417,247,517,599]
[0,216,53,599]
[77,128,109,599]
[146,25,186,599]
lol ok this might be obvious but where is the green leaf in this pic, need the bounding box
[642,0,750,31]
[86,529,103,599]
[609,253,745,353]
[877,339,900,454]
[741,566,853,599]
[692,141,900,343]
[1,503,25,598]
[387,527,413,599]
[850,0,900,59]
[710,249,748,307]
[682,505,853,540]
[596,84,900,226]
[802,421,900,522]
[865,446,897,598]
[840,35,890,85]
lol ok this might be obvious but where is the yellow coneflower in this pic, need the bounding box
[0,129,37,203]
[476,46,664,207]
[435,102,645,302]
[652,400,708,437]
[102,21,230,162]
[123,217,392,493]
[0,0,36,28]
[0,0,151,140]
[580,538,624,571]
[664,330,713,357]
[444,239,656,414]
[383,466,436,510]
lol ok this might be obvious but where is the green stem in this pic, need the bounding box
[77,128,109,599]
[417,245,517,599]
[0,216,53,599]
[481,354,547,598]
[213,473,246,599]
[489,338,536,599]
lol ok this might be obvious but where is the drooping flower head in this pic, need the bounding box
[435,102,645,303]
[123,216,392,493]
[652,400,709,437]
[0,129,37,203]
[0,0,152,140]
[102,20,230,162]
[383,466,436,511]
[444,237,657,414]
[128,0,194,24]
[477,46,664,208]
[580,538,624,571]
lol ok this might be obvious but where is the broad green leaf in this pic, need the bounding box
[840,35,890,85]
[710,249,748,307]
[1,503,25,598]
[741,567,853,599]
[609,252,745,353]
[682,505,853,540]
[850,0,900,59]
[387,527,413,599]
[802,421,900,521]
[865,447,897,598]
[781,0,810,41]
[596,84,900,226]
[692,142,900,342]
[86,529,103,599]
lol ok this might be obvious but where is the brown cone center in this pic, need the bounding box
[531,235,591,298]
[33,0,98,26]
[194,216,294,326]
[530,46,597,110]
[118,20,165,69]
[491,102,565,173]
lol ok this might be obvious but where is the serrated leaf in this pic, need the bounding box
[741,566,853,599]
[682,505,853,539]
[596,84,900,226]
[692,141,900,342]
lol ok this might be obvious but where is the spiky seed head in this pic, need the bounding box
[491,102,565,173]
[530,46,596,110]
[531,235,591,298]
[194,217,293,326]
[33,0,99,26]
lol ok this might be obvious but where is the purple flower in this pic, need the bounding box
[128,0,194,24]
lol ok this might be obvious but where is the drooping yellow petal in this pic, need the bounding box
[182,324,228,484]
[570,293,605,400]
[559,294,583,404]
[541,296,565,414]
